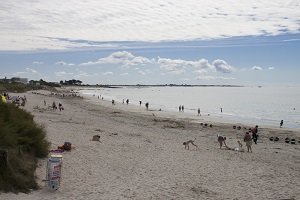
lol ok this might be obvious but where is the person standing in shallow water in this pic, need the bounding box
[280,120,283,128]
[145,102,149,110]
[182,105,184,112]
[179,105,181,112]
[198,108,201,116]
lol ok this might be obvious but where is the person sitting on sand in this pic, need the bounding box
[217,135,227,149]
[244,132,253,153]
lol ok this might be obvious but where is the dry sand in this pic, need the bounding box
[1,90,300,200]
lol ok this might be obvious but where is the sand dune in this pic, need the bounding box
[1,90,300,200]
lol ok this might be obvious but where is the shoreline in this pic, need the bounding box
[81,92,300,134]
[75,86,300,131]
[1,90,300,200]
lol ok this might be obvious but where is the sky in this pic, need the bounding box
[0,0,300,86]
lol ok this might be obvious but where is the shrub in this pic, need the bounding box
[0,102,49,193]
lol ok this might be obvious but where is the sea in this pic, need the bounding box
[78,86,300,130]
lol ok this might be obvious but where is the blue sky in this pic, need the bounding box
[0,0,300,86]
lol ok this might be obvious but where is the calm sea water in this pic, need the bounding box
[79,86,300,130]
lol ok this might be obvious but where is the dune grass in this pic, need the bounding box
[0,82,42,93]
[0,102,49,193]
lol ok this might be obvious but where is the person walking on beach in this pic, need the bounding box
[198,108,201,116]
[179,105,182,112]
[145,102,149,110]
[58,103,64,111]
[280,120,283,128]
[220,107,223,113]
[139,101,142,106]
[52,101,57,110]
[126,99,129,105]
[251,125,258,144]
[244,132,253,153]
[182,105,184,112]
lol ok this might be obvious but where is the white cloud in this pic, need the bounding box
[32,61,43,65]
[12,67,42,80]
[1,0,299,50]
[268,67,275,70]
[54,71,74,77]
[71,69,98,78]
[212,59,234,73]
[196,76,235,80]
[138,71,146,75]
[252,66,263,70]
[194,69,208,74]
[55,61,75,66]
[25,67,38,73]
[158,58,186,74]
[102,72,113,76]
[80,51,152,67]
[158,57,233,74]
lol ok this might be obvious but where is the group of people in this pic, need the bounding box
[51,101,64,111]
[179,105,184,112]
[218,125,259,153]
[0,93,27,107]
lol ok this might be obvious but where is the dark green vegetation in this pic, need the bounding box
[0,82,43,93]
[0,102,49,193]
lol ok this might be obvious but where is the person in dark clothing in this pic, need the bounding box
[280,120,283,128]
[145,102,149,110]
[251,125,258,144]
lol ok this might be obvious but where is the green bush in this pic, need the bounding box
[0,102,49,193]
[0,83,40,93]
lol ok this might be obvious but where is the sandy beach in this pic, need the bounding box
[1,90,300,200]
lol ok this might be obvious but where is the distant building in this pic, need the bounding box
[29,80,40,85]
[11,77,28,84]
